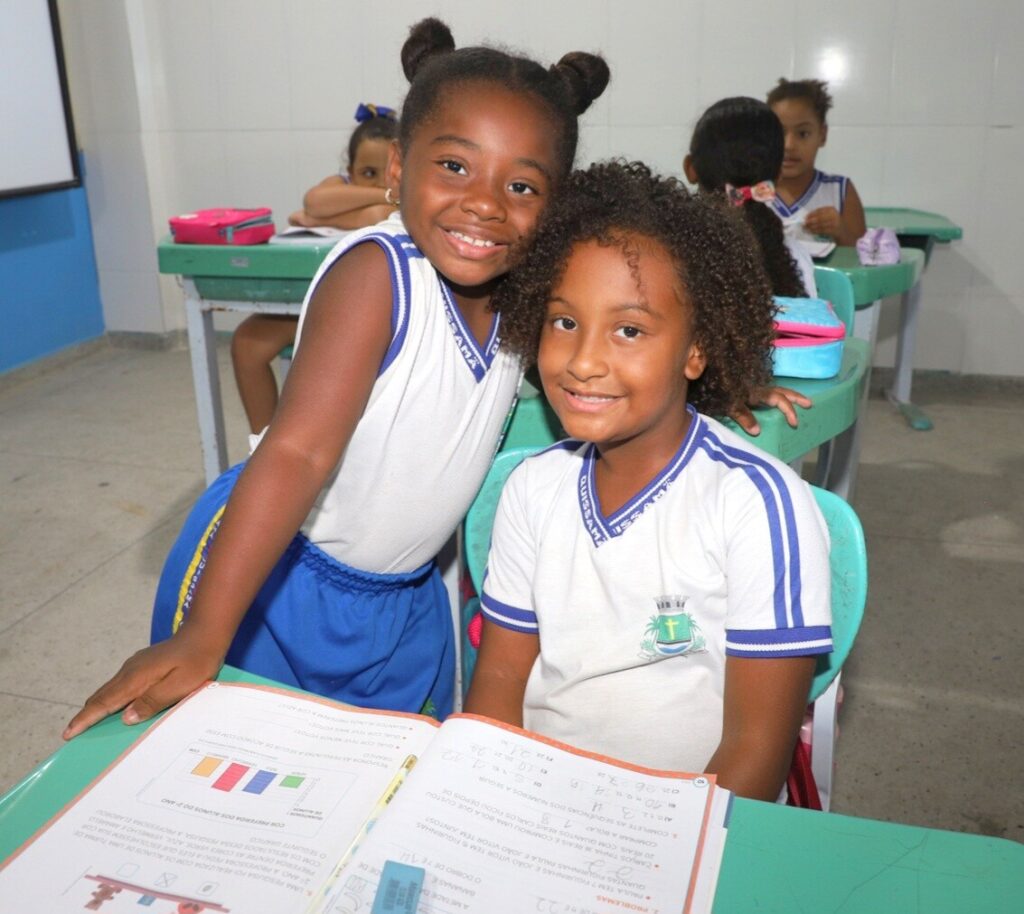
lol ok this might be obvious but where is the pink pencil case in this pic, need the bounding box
[169,207,275,245]
[772,296,846,379]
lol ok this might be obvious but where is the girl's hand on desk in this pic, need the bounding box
[62,628,224,740]
[730,385,812,435]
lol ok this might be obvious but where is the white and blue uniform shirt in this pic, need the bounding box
[772,169,849,256]
[786,237,818,297]
[480,409,832,773]
[266,214,522,574]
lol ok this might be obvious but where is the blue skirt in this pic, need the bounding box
[151,464,454,718]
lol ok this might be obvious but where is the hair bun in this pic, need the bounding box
[401,18,456,82]
[550,52,610,115]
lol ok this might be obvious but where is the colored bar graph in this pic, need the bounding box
[243,769,276,795]
[212,762,250,792]
[191,756,223,778]
[280,775,305,789]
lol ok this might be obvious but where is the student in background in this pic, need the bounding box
[288,103,398,230]
[64,17,610,738]
[465,161,832,801]
[685,95,816,297]
[231,105,399,434]
[766,78,866,249]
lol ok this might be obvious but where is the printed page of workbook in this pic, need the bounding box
[319,715,720,914]
[0,683,438,913]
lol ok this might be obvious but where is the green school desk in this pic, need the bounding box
[825,209,963,434]
[157,237,336,486]
[864,207,963,430]
[810,247,925,497]
[1,668,1020,912]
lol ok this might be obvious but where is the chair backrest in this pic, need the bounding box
[812,268,856,338]
[808,485,868,700]
[464,449,867,704]
[500,395,563,451]
[465,446,543,593]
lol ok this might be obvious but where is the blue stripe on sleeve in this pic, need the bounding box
[700,440,790,628]
[725,625,833,657]
[481,590,538,634]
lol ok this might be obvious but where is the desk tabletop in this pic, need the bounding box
[722,338,870,463]
[865,207,963,241]
[2,666,1020,911]
[157,235,333,278]
[814,246,924,306]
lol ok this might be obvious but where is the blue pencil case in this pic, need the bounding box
[772,296,845,379]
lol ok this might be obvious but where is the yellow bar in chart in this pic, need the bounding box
[191,756,223,778]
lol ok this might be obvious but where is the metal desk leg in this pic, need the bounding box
[183,279,228,485]
[826,302,878,501]
[886,279,933,431]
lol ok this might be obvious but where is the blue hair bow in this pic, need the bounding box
[354,103,396,123]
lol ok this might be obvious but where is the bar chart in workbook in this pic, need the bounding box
[136,744,358,837]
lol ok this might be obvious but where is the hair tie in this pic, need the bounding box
[354,103,397,123]
[724,180,776,207]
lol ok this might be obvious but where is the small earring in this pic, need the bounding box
[385,187,400,207]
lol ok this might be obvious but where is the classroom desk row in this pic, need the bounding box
[157,208,960,486]
[156,242,875,487]
[1,667,1020,912]
[862,206,963,430]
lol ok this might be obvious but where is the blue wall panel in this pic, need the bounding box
[0,174,104,373]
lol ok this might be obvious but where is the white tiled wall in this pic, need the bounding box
[58,0,1023,377]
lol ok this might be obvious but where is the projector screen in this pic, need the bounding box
[0,0,80,199]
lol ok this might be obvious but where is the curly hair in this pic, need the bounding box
[688,97,807,297]
[398,18,610,182]
[493,160,776,417]
[766,77,833,126]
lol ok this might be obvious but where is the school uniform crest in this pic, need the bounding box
[640,595,706,660]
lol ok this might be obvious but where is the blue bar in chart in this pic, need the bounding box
[242,769,277,795]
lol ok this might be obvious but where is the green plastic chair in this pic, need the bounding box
[813,267,856,338]
[806,485,868,809]
[462,446,867,810]
[500,393,563,450]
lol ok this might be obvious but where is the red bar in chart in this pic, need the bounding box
[212,762,250,792]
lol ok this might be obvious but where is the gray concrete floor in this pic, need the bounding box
[1,343,1021,840]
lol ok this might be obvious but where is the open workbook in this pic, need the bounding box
[0,683,730,913]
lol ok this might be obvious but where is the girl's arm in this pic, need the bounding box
[302,176,391,224]
[463,619,540,727]
[704,655,815,801]
[64,243,395,738]
[804,180,867,247]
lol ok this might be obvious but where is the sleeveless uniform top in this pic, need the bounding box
[258,214,522,574]
[771,169,849,256]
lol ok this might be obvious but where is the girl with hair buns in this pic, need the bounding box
[65,17,609,737]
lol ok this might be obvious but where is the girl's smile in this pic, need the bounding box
[388,82,559,307]
[539,235,706,473]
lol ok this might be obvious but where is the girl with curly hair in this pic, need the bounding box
[465,161,833,801]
